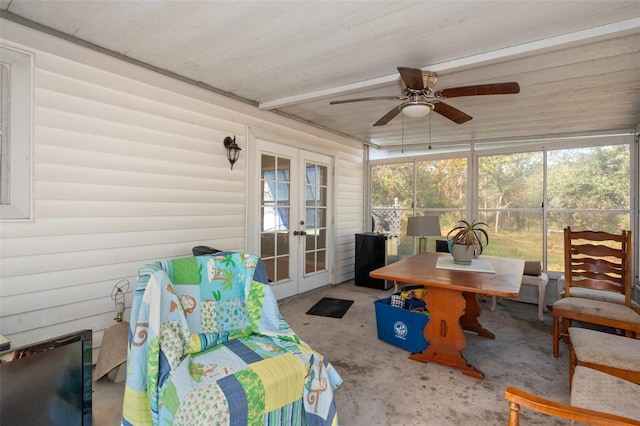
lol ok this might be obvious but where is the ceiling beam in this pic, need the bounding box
[259,17,640,110]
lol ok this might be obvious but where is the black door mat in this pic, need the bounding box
[306,297,354,319]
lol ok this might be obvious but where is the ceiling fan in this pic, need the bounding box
[329,66,520,126]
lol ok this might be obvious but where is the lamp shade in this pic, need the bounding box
[406,215,441,237]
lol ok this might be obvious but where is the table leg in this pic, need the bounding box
[460,292,495,339]
[409,286,484,379]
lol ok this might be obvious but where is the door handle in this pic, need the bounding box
[293,230,307,236]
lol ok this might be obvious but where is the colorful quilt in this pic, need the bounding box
[122,252,342,425]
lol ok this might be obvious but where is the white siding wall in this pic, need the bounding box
[335,152,366,280]
[0,20,364,361]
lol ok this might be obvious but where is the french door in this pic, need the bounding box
[248,137,333,300]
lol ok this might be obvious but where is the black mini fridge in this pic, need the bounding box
[354,232,398,289]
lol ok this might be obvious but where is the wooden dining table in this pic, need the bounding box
[370,252,524,379]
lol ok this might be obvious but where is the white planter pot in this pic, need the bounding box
[451,244,474,265]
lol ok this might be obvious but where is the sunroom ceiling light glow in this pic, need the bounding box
[401,103,433,118]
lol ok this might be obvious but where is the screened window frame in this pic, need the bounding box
[367,134,637,283]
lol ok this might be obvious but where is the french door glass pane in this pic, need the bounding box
[319,208,327,228]
[317,229,326,249]
[260,232,274,257]
[263,258,275,282]
[261,154,290,283]
[305,233,316,250]
[317,250,326,270]
[276,257,289,281]
[278,157,290,181]
[304,162,328,275]
[276,232,289,256]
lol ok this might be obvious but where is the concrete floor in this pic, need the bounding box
[93,374,125,426]
[94,280,574,425]
[278,281,572,426]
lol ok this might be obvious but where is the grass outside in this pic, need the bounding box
[483,232,565,272]
[397,231,566,273]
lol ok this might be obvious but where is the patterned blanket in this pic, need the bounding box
[122,252,342,425]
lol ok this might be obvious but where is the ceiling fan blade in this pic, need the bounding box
[373,106,402,126]
[330,96,406,105]
[433,102,472,124]
[436,82,520,98]
[398,67,425,90]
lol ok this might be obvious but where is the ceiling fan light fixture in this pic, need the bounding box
[401,102,433,118]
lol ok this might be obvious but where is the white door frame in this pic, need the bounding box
[247,128,335,299]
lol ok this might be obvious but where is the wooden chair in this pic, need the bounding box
[568,327,640,386]
[505,369,640,426]
[552,227,640,357]
[556,274,640,313]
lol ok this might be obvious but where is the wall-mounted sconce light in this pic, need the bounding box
[223,136,241,170]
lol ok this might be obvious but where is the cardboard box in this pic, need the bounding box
[373,297,429,353]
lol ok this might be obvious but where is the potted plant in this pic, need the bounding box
[446,219,489,265]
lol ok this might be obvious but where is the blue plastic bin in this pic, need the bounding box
[373,297,429,353]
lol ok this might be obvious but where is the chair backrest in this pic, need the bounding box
[563,227,632,305]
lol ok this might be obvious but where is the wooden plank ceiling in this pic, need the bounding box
[2,1,639,150]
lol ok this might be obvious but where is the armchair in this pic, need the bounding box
[122,252,342,425]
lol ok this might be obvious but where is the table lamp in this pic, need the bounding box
[406,216,441,253]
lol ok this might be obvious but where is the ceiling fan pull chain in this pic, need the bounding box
[428,113,432,150]
[401,113,404,154]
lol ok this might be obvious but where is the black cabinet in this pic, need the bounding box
[354,233,398,289]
